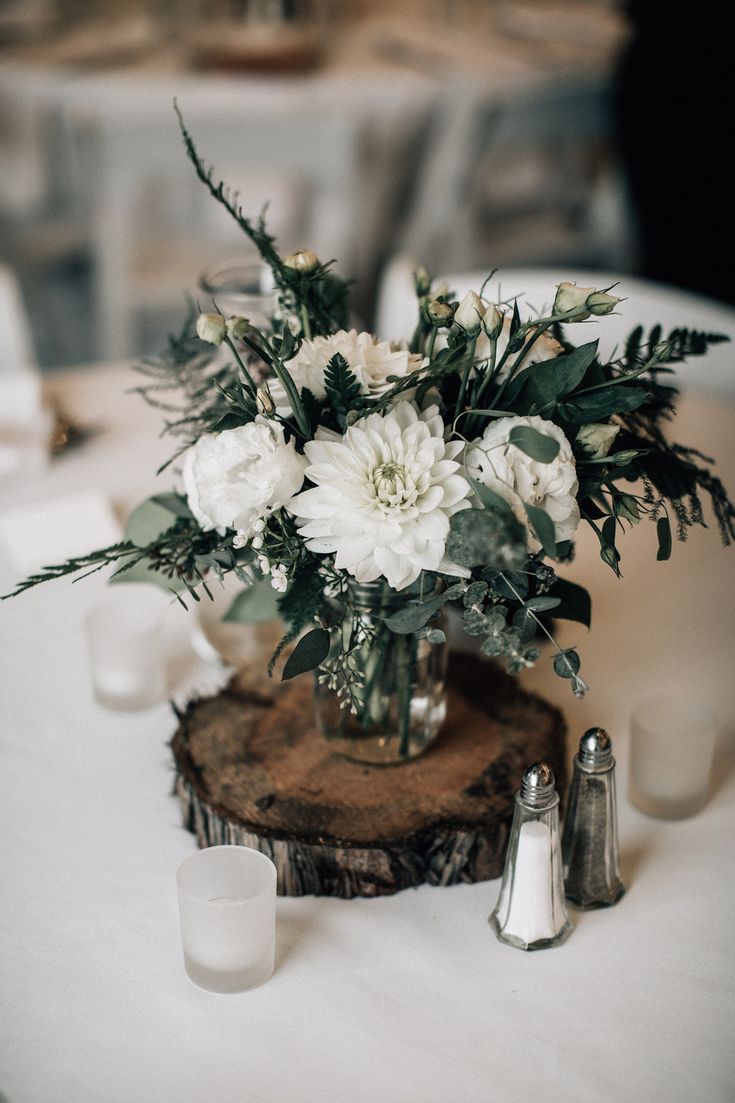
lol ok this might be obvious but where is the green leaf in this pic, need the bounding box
[447,508,527,572]
[151,493,193,519]
[559,386,649,423]
[547,578,591,627]
[554,649,581,678]
[492,572,527,601]
[383,590,448,634]
[508,425,560,464]
[468,476,515,519]
[656,515,672,561]
[525,596,561,612]
[521,341,598,412]
[281,627,331,680]
[109,557,186,593]
[523,502,557,557]
[323,352,362,416]
[223,579,280,624]
[125,497,181,546]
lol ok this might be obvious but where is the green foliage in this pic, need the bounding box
[446,509,527,571]
[224,579,280,624]
[508,424,560,463]
[282,628,331,680]
[323,353,363,421]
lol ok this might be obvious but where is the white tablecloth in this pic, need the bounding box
[1,276,735,1102]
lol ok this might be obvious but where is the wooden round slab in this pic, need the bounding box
[171,655,567,898]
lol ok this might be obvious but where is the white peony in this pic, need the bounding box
[275,329,424,405]
[465,414,580,545]
[288,401,472,590]
[182,419,307,537]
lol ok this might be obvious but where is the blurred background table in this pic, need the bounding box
[0,1,629,366]
[1,271,734,1102]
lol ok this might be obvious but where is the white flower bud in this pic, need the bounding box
[455,290,486,335]
[226,316,251,340]
[253,517,266,533]
[414,265,432,297]
[586,290,620,316]
[196,312,227,345]
[426,300,454,327]
[256,383,275,417]
[482,302,504,339]
[284,249,319,274]
[251,535,264,549]
[576,422,620,459]
[553,282,594,318]
[270,569,288,593]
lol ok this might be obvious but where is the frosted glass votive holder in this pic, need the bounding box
[85,585,167,710]
[629,694,717,819]
[177,845,277,993]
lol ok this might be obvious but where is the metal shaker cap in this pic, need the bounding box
[577,727,614,771]
[520,762,556,808]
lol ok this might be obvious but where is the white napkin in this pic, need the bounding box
[0,490,123,575]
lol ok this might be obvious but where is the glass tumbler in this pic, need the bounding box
[629,694,718,819]
[177,845,277,993]
[85,584,167,710]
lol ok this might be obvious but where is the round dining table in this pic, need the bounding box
[1,272,734,1103]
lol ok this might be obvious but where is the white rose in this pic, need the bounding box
[466,414,580,545]
[576,422,620,459]
[274,329,423,407]
[482,302,504,338]
[182,419,307,537]
[196,312,227,345]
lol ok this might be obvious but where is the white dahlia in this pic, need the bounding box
[182,419,307,537]
[276,329,423,403]
[465,414,580,544]
[288,401,472,590]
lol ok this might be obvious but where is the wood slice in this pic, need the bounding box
[171,655,567,898]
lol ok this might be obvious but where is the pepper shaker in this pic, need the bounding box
[489,762,572,951]
[562,728,625,909]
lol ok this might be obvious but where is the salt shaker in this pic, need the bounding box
[489,762,572,951]
[562,728,625,909]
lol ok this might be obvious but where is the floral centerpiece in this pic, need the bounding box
[6,113,734,763]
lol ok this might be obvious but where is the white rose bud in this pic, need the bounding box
[482,302,504,339]
[284,249,319,274]
[414,265,432,297]
[196,312,227,345]
[227,315,251,340]
[455,290,486,335]
[576,422,620,459]
[586,290,620,316]
[553,282,594,318]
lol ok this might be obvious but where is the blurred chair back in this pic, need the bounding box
[75,103,362,359]
[0,264,38,375]
[397,71,618,276]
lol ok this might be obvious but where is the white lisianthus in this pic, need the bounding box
[275,329,424,407]
[288,401,472,590]
[196,312,227,345]
[182,419,307,537]
[455,290,486,335]
[482,302,504,339]
[554,282,621,320]
[466,415,580,545]
[576,422,620,459]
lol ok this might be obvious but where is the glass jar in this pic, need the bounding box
[313,579,448,765]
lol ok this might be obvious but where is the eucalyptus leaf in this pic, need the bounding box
[125,497,180,546]
[512,606,538,644]
[524,596,561,612]
[468,477,515,518]
[508,425,560,463]
[109,557,186,593]
[553,649,581,678]
[281,627,331,680]
[523,502,557,557]
[223,579,280,624]
[383,590,448,634]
